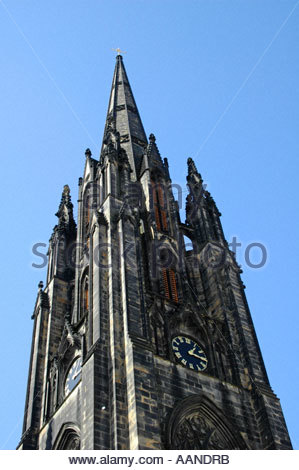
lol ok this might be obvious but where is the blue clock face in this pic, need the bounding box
[64,357,82,396]
[172,336,208,371]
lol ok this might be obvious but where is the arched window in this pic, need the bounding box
[100,169,106,205]
[84,280,88,311]
[80,274,89,318]
[84,188,91,228]
[47,235,58,283]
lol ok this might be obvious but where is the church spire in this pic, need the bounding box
[101,54,148,179]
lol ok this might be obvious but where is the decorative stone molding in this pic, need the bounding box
[53,423,81,450]
[167,395,247,450]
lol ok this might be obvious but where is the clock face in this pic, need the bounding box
[64,357,82,396]
[172,336,208,371]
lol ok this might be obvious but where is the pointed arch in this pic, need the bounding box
[167,395,248,450]
[53,422,80,450]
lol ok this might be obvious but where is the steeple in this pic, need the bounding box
[102,54,148,179]
[18,56,292,452]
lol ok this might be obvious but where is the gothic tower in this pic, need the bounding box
[18,55,292,450]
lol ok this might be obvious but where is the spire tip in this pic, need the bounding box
[112,48,126,58]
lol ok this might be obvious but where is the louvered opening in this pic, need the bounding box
[161,209,168,231]
[152,181,169,233]
[155,206,161,231]
[169,268,178,303]
[162,268,170,299]
[162,268,178,303]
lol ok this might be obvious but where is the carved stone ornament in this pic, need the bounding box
[167,395,247,450]
[117,196,140,227]
[173,414,227,450]
[199,242,227,270]
[65,435,80,450]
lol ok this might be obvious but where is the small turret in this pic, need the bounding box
[185,158,225,245]
[47,186,77,284]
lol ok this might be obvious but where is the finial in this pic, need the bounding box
[63,184,70,195]
[38,281,44,290]
[187,157,203,186]
[112,47,127,57]
[85,148,92,158]
[149,133,156,143]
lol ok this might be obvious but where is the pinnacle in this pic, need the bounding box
[54,185,76,236]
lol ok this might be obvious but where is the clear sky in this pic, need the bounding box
[0,0,298,449]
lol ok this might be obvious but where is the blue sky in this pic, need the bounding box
[0,0,298,449]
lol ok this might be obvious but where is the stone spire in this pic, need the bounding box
[101,54,148,179]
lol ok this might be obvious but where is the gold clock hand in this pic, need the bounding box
[188,349,207,361]
[193,354,207,361]
[188,347,196,356]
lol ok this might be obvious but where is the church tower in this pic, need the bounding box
[18,55,292,450]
